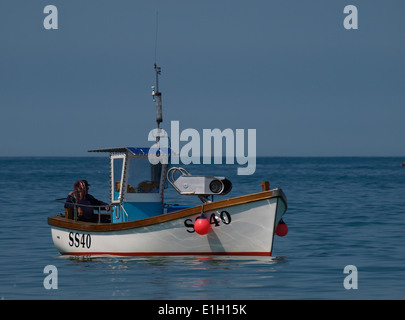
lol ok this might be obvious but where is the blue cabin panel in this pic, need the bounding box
[166,205,191,213]
[112,202,162,223]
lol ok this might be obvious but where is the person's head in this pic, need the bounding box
[74,180,88,200]
[82,180,90,190]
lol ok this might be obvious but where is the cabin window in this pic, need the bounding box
[126,158,160,193]
[111,155,125,202]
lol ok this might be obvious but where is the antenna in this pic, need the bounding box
[154,11,159,65]
[152,11,162,134]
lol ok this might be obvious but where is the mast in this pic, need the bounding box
[151,64,168,205]
[152,64,162,130]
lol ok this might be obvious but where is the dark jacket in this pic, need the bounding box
[64,192,109,222]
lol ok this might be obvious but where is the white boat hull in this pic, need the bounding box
[49,190,287,257]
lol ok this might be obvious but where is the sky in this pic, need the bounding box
[1,0,404,157]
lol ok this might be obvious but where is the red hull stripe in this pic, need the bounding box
[63,251,271,257]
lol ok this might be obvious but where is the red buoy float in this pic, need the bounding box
[194,217,211,235]
[275,219,288,237]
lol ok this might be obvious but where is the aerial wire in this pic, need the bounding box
[154,10,159,65]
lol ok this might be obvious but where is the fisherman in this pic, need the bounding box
[64,180,110,222]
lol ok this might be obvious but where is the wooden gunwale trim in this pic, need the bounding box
[48,188,286,232]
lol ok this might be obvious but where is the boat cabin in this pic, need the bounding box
[89,147,170,223]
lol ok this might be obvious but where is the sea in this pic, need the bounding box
[1,156,405,301]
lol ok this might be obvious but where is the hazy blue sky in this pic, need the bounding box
[1,0,404,157]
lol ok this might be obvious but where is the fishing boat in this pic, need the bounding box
[48,65,288,257]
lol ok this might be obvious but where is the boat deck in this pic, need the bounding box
[49,189,286,232]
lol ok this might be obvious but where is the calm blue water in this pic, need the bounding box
[1,157,405,300]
